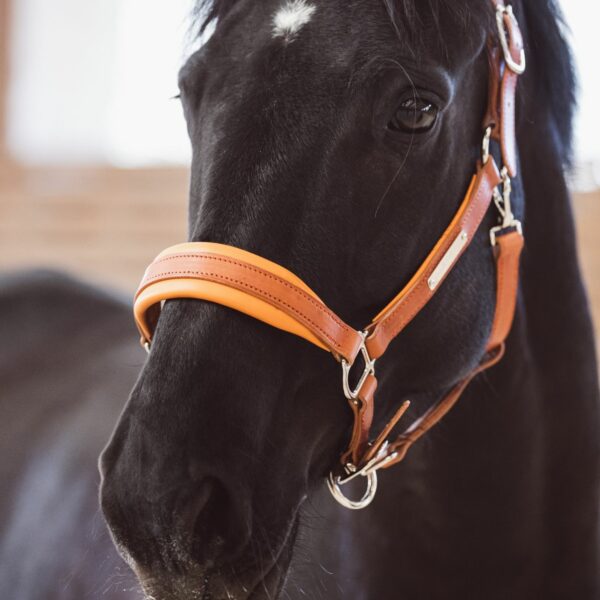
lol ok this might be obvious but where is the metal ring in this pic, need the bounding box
[327,471,378,510]
[496,5,526,75]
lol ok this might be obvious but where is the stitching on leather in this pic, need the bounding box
[142,267,350,353]
[493,244,507,343]
[492,238,518,344]
[150,253,351,333]
[380,170,493,339]
[381,195,476,334]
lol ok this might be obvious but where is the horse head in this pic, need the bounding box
[100,1,526,597]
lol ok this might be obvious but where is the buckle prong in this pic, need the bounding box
[482,126,492,164]
[490,167,522,246]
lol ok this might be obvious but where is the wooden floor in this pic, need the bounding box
[1,165,599,354]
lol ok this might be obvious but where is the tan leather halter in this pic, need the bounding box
[134,1,526,510]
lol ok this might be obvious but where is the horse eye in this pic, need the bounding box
[388,98,438,133]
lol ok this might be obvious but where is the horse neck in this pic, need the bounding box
[511,112,600,591]
[521,121,596,359]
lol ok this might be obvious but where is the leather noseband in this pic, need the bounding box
[133,0,526,510]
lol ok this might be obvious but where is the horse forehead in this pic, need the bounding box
[201,0,366,67]
[190,0,486,105]
[203,0,473,78]
[272,0,317,40]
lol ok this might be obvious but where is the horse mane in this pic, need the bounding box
[520,0,576,166]
[193,0,576,163]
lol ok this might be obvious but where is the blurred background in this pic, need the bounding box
[0,0,598,345]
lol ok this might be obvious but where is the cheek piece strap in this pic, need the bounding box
[133,0,525,510]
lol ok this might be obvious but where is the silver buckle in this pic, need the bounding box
[341,331,376,401]
[490,166,522,246]
[482,126,492,164]
[490,220,522,247]
[496,4,526,75]
[328,335,383,510]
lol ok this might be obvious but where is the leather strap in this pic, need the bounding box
[486,230,523,351]
[135,243,364,364]
[483,44,502,134]
[364,158,501,360]
[341,373,377,466]
[486,0,525,177]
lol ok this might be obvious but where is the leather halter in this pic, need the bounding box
[134,1,526,510]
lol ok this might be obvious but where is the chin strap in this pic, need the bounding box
[133,1,525,510]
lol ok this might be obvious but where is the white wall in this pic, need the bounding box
[7,0,120,164]
[559,0,600,188]
[7,0,195,167]
[5,0,600,176]
[560,0,600,163]
[105,0,199,166]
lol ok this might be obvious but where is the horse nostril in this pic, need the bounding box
[175,477,243,565]
[175,478,215,530]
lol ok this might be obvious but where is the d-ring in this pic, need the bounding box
[327,471,378,510]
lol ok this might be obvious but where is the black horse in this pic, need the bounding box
[3,0,599,598]
[0,271,140,599]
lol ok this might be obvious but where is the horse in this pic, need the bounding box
[98,0,600,597]
[2,0,598,598]
[0,270,141,599]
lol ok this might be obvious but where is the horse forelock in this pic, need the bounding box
[193,0,493,44]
